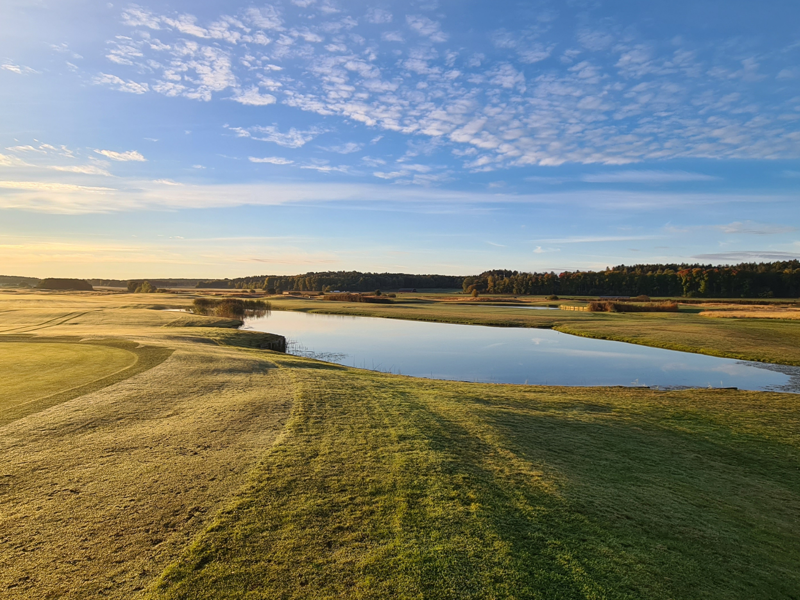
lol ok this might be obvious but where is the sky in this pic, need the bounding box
[1,0,799,278]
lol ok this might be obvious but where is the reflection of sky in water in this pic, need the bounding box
[244,311,798,392]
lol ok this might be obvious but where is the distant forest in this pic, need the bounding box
[197,271,465,292]
[195,261,800,298]
[464,261,800,298]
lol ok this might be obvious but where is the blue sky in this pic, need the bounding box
[1,0,799,278]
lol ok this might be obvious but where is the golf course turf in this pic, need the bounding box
[1,290,798,599]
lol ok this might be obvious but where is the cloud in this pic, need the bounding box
[93,73,149,94]
[534,235,660,244]
[232,87,277,106]
[0,181,114,193]
[693,251,800,262]
[50,165,113,176]
[581,171,718,183]
[230,125,325,148]
[249,156,294,165]
[94,149,147,161]
[0,153,32,167]
[1,63,37,75]
[406,15,448,42]
[716,221,796,235]
[322,142,361,154]
[366,8,392,24]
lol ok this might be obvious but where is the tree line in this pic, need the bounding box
[463,261,800,298]
[196,271,464,293]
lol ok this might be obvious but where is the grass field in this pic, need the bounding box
[1,290,799,598]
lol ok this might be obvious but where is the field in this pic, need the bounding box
[1,290,799,598]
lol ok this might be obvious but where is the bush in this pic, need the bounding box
[588,301,678,313]
[632,295,651,302]
[192,298,271,318]
[547,295,559,300]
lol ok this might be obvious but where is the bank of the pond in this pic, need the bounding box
[243,311,800,392]
[259,299,800,368]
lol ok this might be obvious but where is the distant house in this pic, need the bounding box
[398,288,417,293]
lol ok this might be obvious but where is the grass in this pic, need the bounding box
[1,290,799,598]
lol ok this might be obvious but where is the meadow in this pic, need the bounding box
[1,289,799,598]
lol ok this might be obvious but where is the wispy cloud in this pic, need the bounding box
[321,142,362,154]
[716,221,796,235]
[94,149,146,162]
[693,251,800,262]
[249,156,294,165]
[1,63,38,75]
[93,73,148,94]
[50,164,113,176]
[533,235,661,244]
[581,171,718,183]
[232,87,277,106]
[229,125,325,148]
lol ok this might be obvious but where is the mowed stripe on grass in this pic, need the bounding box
[149,354,800,600]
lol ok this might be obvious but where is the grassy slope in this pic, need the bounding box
[150,360,800,600]
[1,291,799,599]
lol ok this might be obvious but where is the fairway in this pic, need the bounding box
[0,341,136,405]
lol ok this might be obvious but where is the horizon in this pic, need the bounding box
[2,0,799,278]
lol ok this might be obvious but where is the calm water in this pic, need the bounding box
[243,311,799,392]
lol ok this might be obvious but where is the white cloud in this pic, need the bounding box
[232,87,277,106]
[94,149,147,162]
[249,156,294,164]
[0,153,32,167]
[322,142,361,154]
[581,170,718,183]
[366,8,392,24]
[230,125,325,148]
[406,15,448,43]
[93,73,149,94]
[1,63,37,75]
[50,165,113,176]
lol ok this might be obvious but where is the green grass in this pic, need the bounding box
[1,292,799,599]
[149,360,800,599]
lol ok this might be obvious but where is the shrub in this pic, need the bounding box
[192,298,271,318]
[547,295,559,300]
[588,301,678,313]
[632,295,651,302]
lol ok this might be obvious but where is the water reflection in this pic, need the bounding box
[243,311,799,392]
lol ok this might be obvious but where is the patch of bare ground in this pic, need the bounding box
[0,345,292,599]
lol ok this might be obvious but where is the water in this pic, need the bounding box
[243,311,799,392]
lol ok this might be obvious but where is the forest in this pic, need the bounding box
[196,271,465,292]
[463,261,800,298]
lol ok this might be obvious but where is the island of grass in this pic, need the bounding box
[0,290,798,599]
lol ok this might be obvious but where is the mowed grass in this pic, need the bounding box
[0,341,136,404]
[150,360,800,599]
[1,291,799,599]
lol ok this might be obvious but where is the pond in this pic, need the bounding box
[243,311,799,392]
